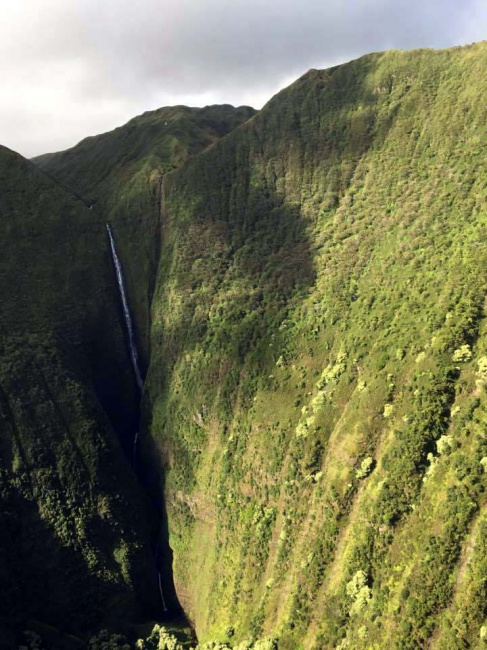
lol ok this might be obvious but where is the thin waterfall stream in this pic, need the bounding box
[106,222,168,615]
[158,572,168,612]
[133,431,139,471]
[106,223,144,394]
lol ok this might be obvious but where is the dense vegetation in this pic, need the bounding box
[144,42,487,648]
[0,107,256,647]
[0,146,161,646]
[11,40,487,648]
[34,105,255,364]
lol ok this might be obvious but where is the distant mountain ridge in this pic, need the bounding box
[33,104,255,364]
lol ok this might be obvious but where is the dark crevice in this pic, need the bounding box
[106,224,187,628]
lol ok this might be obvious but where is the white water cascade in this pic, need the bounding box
[106,224,144,394]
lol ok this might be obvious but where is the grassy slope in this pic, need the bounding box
[33,105,256,364]
[0,146,160,643]
[145,42,487,649]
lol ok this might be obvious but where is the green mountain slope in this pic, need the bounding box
[20,40,487,649]
[0,105,257,646]
[34,105,256,363]
[0,146,160,643]
[140,41,487,649]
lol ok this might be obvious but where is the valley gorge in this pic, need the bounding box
[2,41,487,649]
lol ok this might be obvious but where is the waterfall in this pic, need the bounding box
[106,224,144,394]
[107,223,172,617]
[158,572,168,612]
[133,430,139,468]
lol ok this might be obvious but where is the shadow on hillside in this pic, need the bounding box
[102,222,187,625]
[0,439,159,647]
[134,54,412,633]
[117,55,408,634]
[136,421,186,622]
[0,336,167,633]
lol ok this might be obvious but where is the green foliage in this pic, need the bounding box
[356,457,374,480]
[136,624,185,650]
[142,41,487,648]
[135,625,277,650]
[5,40,487,650]
[90,630,131,650]
[477,356,487,380]
[34,106,255,363]
[452,345,473,363]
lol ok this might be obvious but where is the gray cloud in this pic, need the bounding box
[0,0,485,157]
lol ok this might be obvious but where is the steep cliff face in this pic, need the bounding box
[0,145,144,454]
[21,41,487,649]
[0,146,159,643]
[0,106,257,645]
[34,105,256,365]
[144,42,487,648]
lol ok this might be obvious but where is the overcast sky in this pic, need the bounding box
[1,0,486,157]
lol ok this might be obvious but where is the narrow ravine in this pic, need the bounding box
[106,222,172,618]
